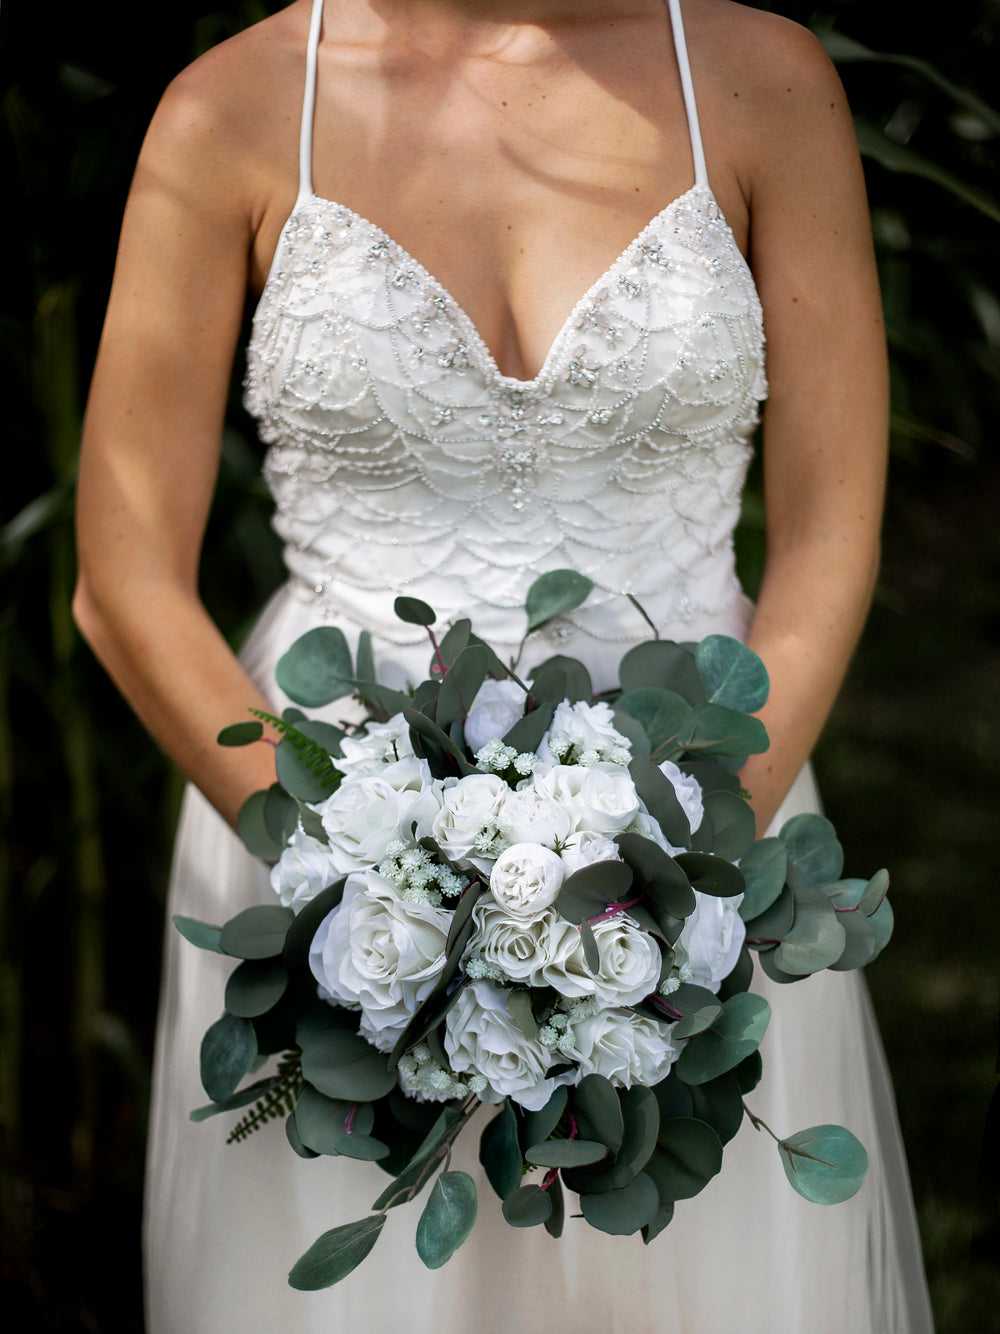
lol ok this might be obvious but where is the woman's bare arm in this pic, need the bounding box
[712,12,888,834]
[73,35,298,828]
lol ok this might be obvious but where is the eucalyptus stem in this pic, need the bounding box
[626,593,660,639]
[742,1101,781,1144]
[379,1094,480,1212]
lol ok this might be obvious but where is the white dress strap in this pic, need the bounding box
[666,0,709,188]
[296,0,325,205]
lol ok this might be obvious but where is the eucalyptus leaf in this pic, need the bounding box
[565,1085,659,1193]
[275,734,337,804]
[282,877,348,968]
[502,1184,553,1227]
[528,664,569,705]
[615,832,696,919]
[370,1106,462,1211]
[867,897,895,958]
[300,1027,397,1102]
[276,626,354,707]
[394,595,436,626]
[295,1084,374,1155]
[695,636,769,713]
[525,1139,608,1168]
[356,628,375,684]
[733,1049,763,1094]
[648,1118,724,1200]
[505,989,539,1040]
[219,904,294,960]
[628,758,692,847]
[675,992,771,1086]
[574,1073,624,1154]
[699,791,756,862]
[688,1072,745,1146]
[859,867,890,915]
[286,1110,321,1159]
[217,721,264,746]
[780,813,844,886]
[743,884,796,947]
[544,1173,566,1238]
[580,1172,660,1235]
[611,707,652,757]
[758,947,805,987]
[556,860,633,924]
[501,701,556,754]
[479,1101,523,1199]
[778,1124,869,1204]
[525,569,594,632]
[774,882,847,975]
[738,839,789,920]
[436,644,489,731]
[288,1214,387,1290]
[829,909,879,971]
[189,1075,280,1122]
[618,640,706,701]
[237,788,284,861]
[580,917,601,973]
[641,1200,675,1244]
[520,1084,568,1151]
[200,1012,259,1103]
[672,1002,723,1039]
[529,654,592,704]
[335,1131,392,1162]
[436,618,472,670]
[224,959,289,1018]
[616,687,691,752]
[677,703,769,757]
[173,915,225,954]
[673,852,745,899]
[416,1170,478,1269]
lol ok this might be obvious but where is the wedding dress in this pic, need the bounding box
[144,1,934,1329]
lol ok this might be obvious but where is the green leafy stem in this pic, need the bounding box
[248,709,340,787]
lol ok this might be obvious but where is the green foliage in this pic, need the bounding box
[415,1171,478,1269]
[223,1055,302,1144]
[778,1125,870,1206]
[524,569,594,632]
[288,1214,387,1291]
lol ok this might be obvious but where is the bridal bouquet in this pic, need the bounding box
[176,571,893,1288]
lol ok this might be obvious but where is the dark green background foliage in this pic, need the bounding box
[2,1,998,1327]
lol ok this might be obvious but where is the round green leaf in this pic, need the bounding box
[743,885,796,946]
[394,595,436,626]
[642,1201,675,1244]
[505,989,539,1040]
[199,1012,258,1102]
[525,1139,608,1168]
[436,644,489,731]
[574,1073,624,1154]
[580,1172,660,1235]
[738,838,789,920]
[695,636,769,712]
[733,1049,763,1093]
[616,687,691,752]
[416,1171,478,1269]
[628,758,692,848]
[502,1184,553,1227]
[859,867,890,915]
[172,914,224,954]
[520,1085,568,1152]
[544,1173,566,1239]
[689,1072,745,1145]
[275,733,338,804]
[224,959,289,1018]
[530,654,592,704]
[700,790,756,861]
[219,904,294,960]
[285,1110,320,1159]
[479,1101,523,1200]
[648,1118,724,1200]
[780,813,844,885]
[335,1131,391,1162]
[672,1002,723,1039]
[282,877,348,968]
[525,569,594,632]
[618,640,706,701]
[828,909,878,972]
[300,1027,398,1102]
[678,703,769,757]
[288,1214,387,1290]
[295,1084,373,1155]
[217,721,264,746]
[674,852,745,899]
[774,882,847,975]
[778,1124,869,1204]
[675,992,771,1086]
[565,1085,659,1193]
[556,860,633,924]
[615,831,696,918]
[867,897,895,957]
[237,789,284,861]
[276,626,354,707]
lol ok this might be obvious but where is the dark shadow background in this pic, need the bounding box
[2,1,998,1328]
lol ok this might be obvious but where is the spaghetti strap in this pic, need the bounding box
[666,0,709,188]
[297,0,325,205]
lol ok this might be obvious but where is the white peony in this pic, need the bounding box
[675,890,746,993]
[489,842,566,917]
[463,679,526,754]
[534,763,640,835]
[560,831,621,876]
[565,1009,679,1087]
[658,760,705,835]
[335,715,416,778]
[317,757,442,873]
[498,785,573,849]
[270,824,342,911]
[537,699,632,766]
[444,980,560,1111]
[308,869,451,1048]
[429,772,509,864]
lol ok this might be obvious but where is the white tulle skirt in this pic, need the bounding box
[144,584,934,1333]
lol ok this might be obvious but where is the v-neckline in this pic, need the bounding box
[263,180,726,391]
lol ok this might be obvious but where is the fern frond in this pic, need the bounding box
[227,1053,303,1145]
[248,709,339,786]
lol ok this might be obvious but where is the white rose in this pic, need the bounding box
[535,764,640,835]
[444,980,560,1112]
[566,1010,679,1087]
[675,890,746,993]
[317,757,441,873]
[430,772,509,863]
[489,842,565,916]
[658,760,705,835]
[560,831,621,876]
[468,900,580,983]
[537,700,632,766]
[464,679,526,754]
[586,915,663,1008]
[498,785,573,849]
[335,715,415,778]
[308,869,451,1047]
[270,824,343,911]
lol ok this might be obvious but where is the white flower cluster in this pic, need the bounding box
[271,689,744,1113]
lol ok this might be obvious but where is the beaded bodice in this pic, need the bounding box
[242,0,766,656]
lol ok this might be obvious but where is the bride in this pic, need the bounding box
[74,0,934,1329]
